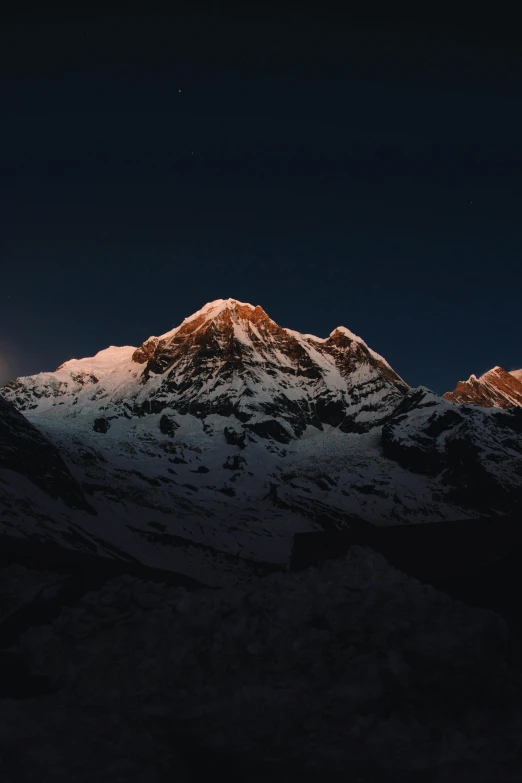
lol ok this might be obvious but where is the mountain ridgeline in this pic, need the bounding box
[5,299,409,440]
[1,299,522,585]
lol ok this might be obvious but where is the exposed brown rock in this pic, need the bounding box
[132,337,159,364]
[443,366,522,409]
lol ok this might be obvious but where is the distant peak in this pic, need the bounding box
[475,366,507,382]
[329,325,364,342]
[444,364,522,409]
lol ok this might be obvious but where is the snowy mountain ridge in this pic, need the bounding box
[5,297,409,440]
[2,299,522,585]
[141,298,393,366]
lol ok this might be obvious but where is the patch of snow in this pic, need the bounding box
[56,345,136,374]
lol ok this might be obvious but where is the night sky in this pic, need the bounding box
[1,6,521,393]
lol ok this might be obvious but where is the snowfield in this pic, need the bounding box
[2,547,522,781]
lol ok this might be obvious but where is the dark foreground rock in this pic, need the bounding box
[2,548,522,782]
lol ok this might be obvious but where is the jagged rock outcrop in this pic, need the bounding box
[443,366,522,409]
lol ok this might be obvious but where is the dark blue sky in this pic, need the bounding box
[1,7,521,392]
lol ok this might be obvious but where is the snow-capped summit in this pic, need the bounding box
[156,298,261,341]
[4,299,409,439]
[443,365,522,409]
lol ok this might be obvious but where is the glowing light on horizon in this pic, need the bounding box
[0,354,15,387]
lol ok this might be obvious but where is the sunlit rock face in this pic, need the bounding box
[133,300,410,435]
[443,366,522,409]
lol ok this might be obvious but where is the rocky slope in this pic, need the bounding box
[443,365,522,409]
[382,387,522,512]
[0,395,90,512]
[0,395,130,558]
[2,299,522,584]
[4,549,522,782]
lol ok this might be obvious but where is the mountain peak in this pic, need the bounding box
[444,365,522,409]
[328,326,393,370]
[3,298,409,439]
[155,299,268,344]
[481,366,503,378]
[184,298,257,320]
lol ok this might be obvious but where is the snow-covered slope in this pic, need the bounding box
[382,387,522,512]
[0,394,90,512]
[2,300,522,584]
[0,394,148,561]
[443,365,522,409]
